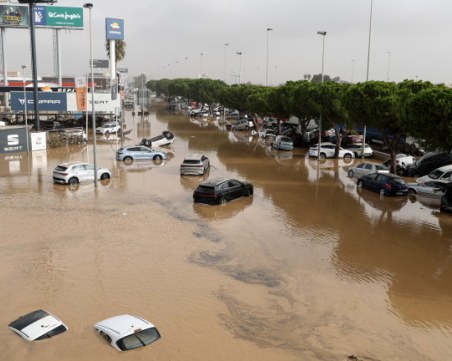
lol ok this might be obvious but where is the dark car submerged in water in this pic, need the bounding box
[357,173,408,196]
[193,177,253,205]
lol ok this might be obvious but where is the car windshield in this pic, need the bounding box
[116,327,161,351]
[183,160,201,165]
[428,169,443,179]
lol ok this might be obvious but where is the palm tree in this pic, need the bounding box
[105,40,126,62]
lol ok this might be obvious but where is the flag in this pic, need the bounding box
[75,76,87,111]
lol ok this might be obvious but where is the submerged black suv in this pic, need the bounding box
[193,177,253,205]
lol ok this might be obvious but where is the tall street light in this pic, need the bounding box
[199,52,203,78]
[351,59,355,83]
[317,31,326,159]
[366,0,373,81]
[83,2,97,186]
[266,28,272,86]
[236,51,242,84]
[386,51,391,81]
[21,64,30,157]
[224,43,229,83]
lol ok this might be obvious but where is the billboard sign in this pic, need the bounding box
[0,5,28,28]
[0,5,83,29]
[105,17,124,40]
[0,126,28,154]
[67,93,120,113]
[93,59,109,68]
[11,92,67,112]
[34,6,83,29]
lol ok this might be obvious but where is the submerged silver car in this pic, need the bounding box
[116,146,168,163]
[180,153,210,175]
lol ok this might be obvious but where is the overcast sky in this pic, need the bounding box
[3,0,452,86]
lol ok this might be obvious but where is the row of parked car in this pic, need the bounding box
[347,159,452,212]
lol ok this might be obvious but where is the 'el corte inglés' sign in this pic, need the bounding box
[34,6,83,28]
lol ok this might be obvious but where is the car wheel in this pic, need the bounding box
[348,170,354,178]
[245,126,249,130]
[153,155,162,161]
[344,153,352,160]
[320,153,326,160]
[68,177,78,185]
[219,197,227,205]
[105,130,110,137]
[144,140,151,147]
[379,188,385,196]
[357,180,363,189]
[123,156,133,164]
[100,172,110,180]
[408,189,416,197]
[354,152,359,158]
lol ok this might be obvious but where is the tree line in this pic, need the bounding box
[147,78,452,170]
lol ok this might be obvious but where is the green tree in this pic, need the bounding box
[408,84,452,152]
[106,40,126,62]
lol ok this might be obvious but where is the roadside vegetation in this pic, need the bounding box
[147,78,452,172]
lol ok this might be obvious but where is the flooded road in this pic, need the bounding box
[1,99,452,361]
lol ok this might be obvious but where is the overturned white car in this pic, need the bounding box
[94,314,161,351]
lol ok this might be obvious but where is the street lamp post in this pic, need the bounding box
[317,31,326,159]
[224,43,229,83]
[366,0,373,81]
[199,52,203,78]
[266,28,272,86]
[83,3,97,186]
[386,51,391,81]
[236,51,242,84]
[21,64,30,157]
[351,59,355,83]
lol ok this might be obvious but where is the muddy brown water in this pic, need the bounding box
[1,99,452,361]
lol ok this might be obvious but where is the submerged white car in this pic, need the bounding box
[94,314,161,351]
[96,121,121,136]
[8,309,68,341]
[308,142,354,159]
[53,162,111,185]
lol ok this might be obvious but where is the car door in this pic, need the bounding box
[364,173,379,190]
[227,180,243,200]
[83,164,95,181]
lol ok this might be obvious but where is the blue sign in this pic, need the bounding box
[105,17,124,40]
[11,92,67,112]
[33,6,47,26]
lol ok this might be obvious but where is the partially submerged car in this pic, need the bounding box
[271,135,293,151]
[357,173,408,196]
[94,314,161,352]
[308,142,354,160]
[53,162,111,185]
[116,146,168,163]
[348,162,389,178]
[140,131,175,147]
[96,121,121,136]
[8,309,68,341]
[180,153,210,176]
[193,177,254,205]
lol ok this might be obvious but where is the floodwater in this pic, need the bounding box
[1,99,452,361]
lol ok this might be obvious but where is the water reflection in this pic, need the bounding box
[193,196,253,221]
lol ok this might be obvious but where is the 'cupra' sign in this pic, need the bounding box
[11,92,67,112]
[105,17,124,40]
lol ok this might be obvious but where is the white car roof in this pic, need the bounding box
[8,309,68,341]
[95,314,154,339]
